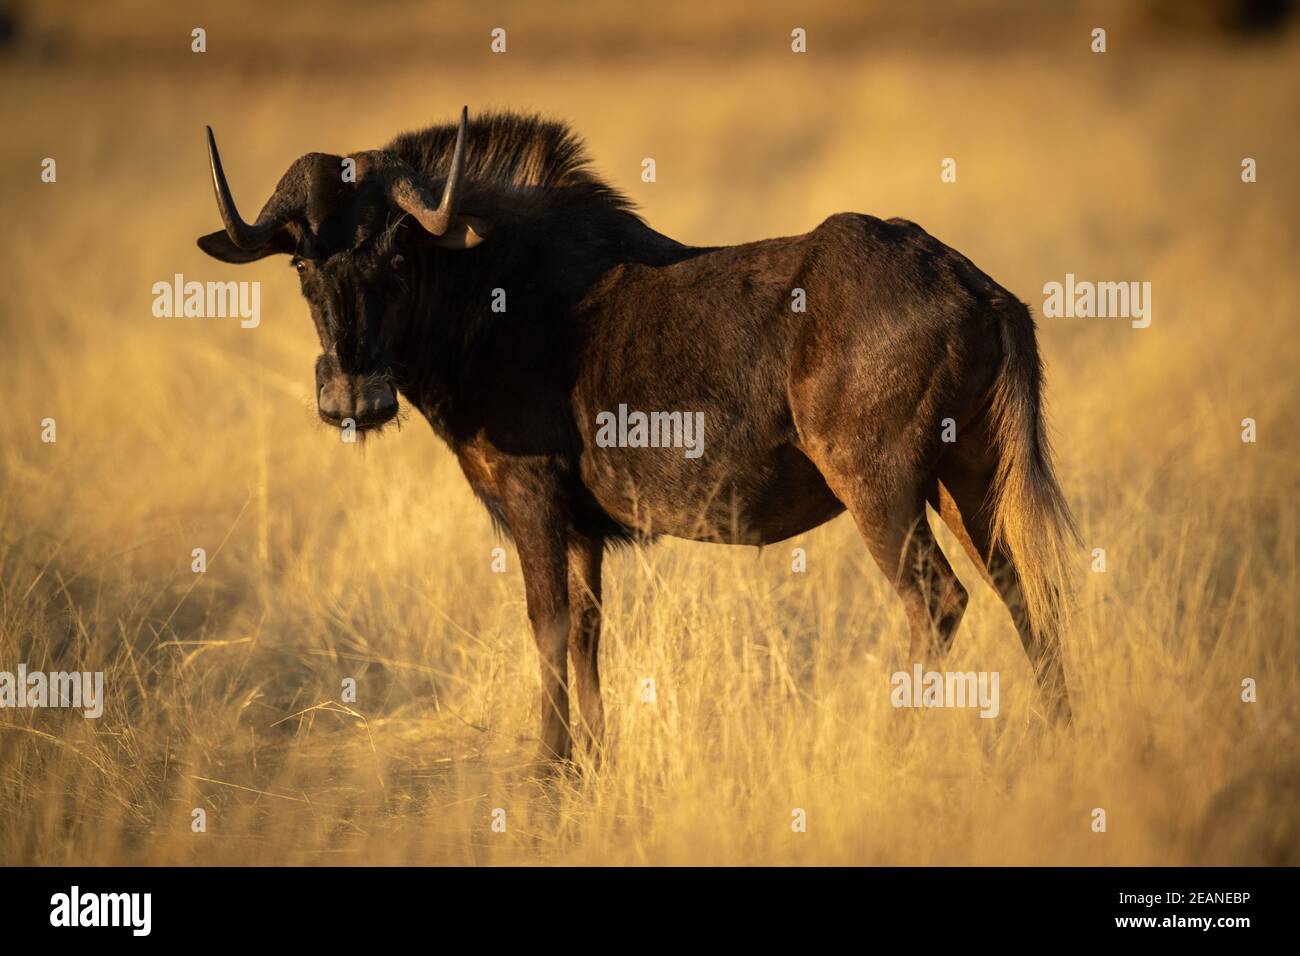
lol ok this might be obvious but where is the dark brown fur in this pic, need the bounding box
[199,110,1079,763]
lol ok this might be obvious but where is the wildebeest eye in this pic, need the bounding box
[390,253,405,272]
[291,257,306,274]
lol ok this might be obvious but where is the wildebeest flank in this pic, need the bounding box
[198,108,1079,763]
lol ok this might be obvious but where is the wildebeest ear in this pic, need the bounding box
[197,229,295,263]
[432,215,489,250]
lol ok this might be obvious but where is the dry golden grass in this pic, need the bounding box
[1,1,1296,865]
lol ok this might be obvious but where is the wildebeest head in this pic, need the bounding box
[197,107,487,432]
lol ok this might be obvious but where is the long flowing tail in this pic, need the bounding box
[986,300,1079,640]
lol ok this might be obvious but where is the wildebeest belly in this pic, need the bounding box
[578,434,845,545]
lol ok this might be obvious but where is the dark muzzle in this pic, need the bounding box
[317,368,398,430]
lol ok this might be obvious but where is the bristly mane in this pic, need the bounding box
[386,111,637,218]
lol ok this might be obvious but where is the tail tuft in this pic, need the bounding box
[986,302,1079,640]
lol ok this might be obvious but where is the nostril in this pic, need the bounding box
[356,385,397,419]
[318,384,349,422]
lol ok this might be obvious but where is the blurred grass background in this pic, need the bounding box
[0,0,1296,864]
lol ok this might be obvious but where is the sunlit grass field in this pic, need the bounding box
[1,0,1296,865]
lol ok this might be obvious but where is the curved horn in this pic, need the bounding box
[206,126,288,249]
[388,106,469,237]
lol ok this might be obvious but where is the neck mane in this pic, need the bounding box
[385,112,696,443]
[386,111,638,224]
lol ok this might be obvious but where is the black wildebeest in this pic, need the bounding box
[198,108,1078,762]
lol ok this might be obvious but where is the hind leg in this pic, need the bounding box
[816,463,968,661]
[931,463,1072,724]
